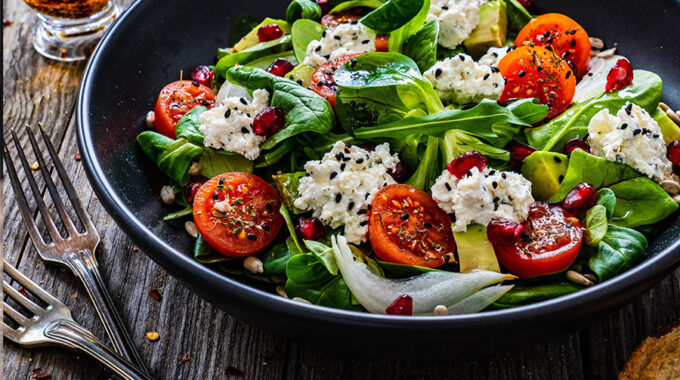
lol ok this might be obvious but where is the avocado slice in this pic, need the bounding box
[287,64,315,87]
[234,18,290,53]
[272,172,306,215]
[652,107,680,144]
[453,224,501,273]
[521,151,569,201]
[463,0,507,59]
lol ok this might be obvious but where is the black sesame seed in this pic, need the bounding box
[553,156,562,163]
[349,59,357,68]
[357,209,368,215]
[450,214,456,223]
[323,54,331,59]
[558,175,564,183]
[621,123,628,130]
[224,109,231,118]
[424,222,432,228]
[192,81,200,87]
[543,31,551,38]
[266,203,273,212]
[288,75,294,80]
[361,40,370,44]
[459,55,465,61]
[262,224,271,233]
[296,79,303,85]
[201,100,210,106]
[441,5,449,10]
[518,70,526,77]
[492,181,498,189]
[348,202,355,211]
[626,103,633,114]
[489,170,496,175]
[466,169,472,177]
[340,163,346,171]
[335,193,342,203]
[350,20,358,25]
[435,68,442,78]
[400,213,409,220]
[566,71,571,79]
[213,192,219,200]
[493,197,500,203]
[246,113,250,118]
[241,127,249,134]
[445,182,452,191]
[360,220,368,226]
[653,133,660,138]
[633,129,642,136]
[315,45,321,52]
[501,173,507,179]
[239,97,248,105]
[570,39,576,47]
[330,172,337,180]
[483,73,490,80]
[492,52,498,57]
[334,35,341,40]
[247,233,258,241]
[218,177,225,185]
[356,158,364,164]
[322,30,327,37]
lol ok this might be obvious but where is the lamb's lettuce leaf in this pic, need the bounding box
[359,0,426,33]
[402,20,439,72]
[198,149,253,177]
[549,149,678,228]
[262,244,292,275]
[588,225,648,281]
[286,0,322,23]
[136,132,203,184]
[405,136,441,190]
[291,19,325,63]
[596,188,617,218]
[304,240,339,275]
[441,129,510,163]
[583,204,608,246]
[175,106,206,146]
[226,66,335,149]
[525,70,663,152]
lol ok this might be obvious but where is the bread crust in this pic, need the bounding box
[619,319,680,380]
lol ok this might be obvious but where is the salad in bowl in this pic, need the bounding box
[135,0,680,316]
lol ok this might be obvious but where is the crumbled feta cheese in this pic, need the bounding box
[303,22,376,68]
[431,167,534,232]
[294,141,399,244]
[424,54,505,104]
[588,102,672,182]
[427,0,487,49]
[477,46,509,67]
[198,89,270,160]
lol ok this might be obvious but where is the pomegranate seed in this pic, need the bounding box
[605,58,634,92]
[563,138,590,156]
[296,217,325,241]
[562,183,597,216]
[252,107,285,136]
[257,24,284,42]
[267,58,295,77]
[388,161,409,182]
[507,140,536,167]
[446,151,488,179]
[189,65,214,88]
[316,0,331,13]
[487,218,524,247]
[184,175,209,203]
[516,0,532,9]
[668,140,680,174]
[385,294,413,315]
[360,143,376,152]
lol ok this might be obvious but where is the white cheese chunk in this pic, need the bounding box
[431,167,534,232]
[198,89,270,160]
[427,0,487,49]
[477,46,509,67]
[294,141,399,244]
[303,22,376,68]
[588,102,672,182]
[424,53,505,104]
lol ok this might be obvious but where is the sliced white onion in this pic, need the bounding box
[573,55,623,104]
[331,235,515,315]
[215,80,251,105]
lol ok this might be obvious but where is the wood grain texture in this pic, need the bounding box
[2,0,679,379]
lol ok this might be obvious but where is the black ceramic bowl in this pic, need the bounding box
[77,0,680,357]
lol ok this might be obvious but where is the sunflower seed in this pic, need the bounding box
[185,221,198,238]
[566,270,594,286]
[160,185,175,204]
[596,47,617,58]
[589,37,604,50]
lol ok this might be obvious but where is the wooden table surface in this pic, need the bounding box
[3,0,680,379]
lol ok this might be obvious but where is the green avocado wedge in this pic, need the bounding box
[521,151,569,201]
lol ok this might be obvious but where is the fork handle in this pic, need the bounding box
[64,249,151,376]
[45,319,153,380]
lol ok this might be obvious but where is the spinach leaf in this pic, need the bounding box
[286,235,305,256]
[286,0,322,23]
[386,0,429,52]
[230,14,262,46]
[262,244,292,275]
[328,0,384,13]
[198,149,253,177]
[175,106,206,145]
[137,132,203,184]
[596,188,616,218]
[194,233,232,264]
[285,275,361,310]
[525,70,663,151]
[334,52,443,131]
[505,0,532,32]
[584,204,608,246]
[490,282,583,308]
[549,149,678,228]
[377,260,442,278]
[405,136,441,190]
[291,19,325,63]
[226,66,336,149]
[588,225,648,281]
[360,0,425,33]
[215,35,293,78]
[401,20,438,72]
[286,253,334,286]
[352,98,547,141]
[304,240,338,275]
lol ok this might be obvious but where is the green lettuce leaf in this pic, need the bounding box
[175,106,206,145]
[291,19,325,63]
[360,0,426,33]
[136,132,203,184]
[215,35,293,77]
[286,0,322,23]
[588,225,648,281]
[402,20,439,72]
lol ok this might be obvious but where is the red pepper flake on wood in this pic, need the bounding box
[179,353,190,364]
[148,288,162,301]
[3,20,13,27]
[74,153,81,161]
[31,368,51,379]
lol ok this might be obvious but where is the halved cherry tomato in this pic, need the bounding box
[154,80,216,139]
[514,13,591,78]
[369,184,455,268]
[310,53,362,108]
[193,173,284,257]
[320,8,372,28]
[497,46,576,119]
[491,202,583,279]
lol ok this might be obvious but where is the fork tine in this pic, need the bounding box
[2,141,50,251]
[1,321,21,342]
[10,129,63,242]
[38,124,97,234]
[3,281,43,315]
[26,126,78,237]
[3,260,61,306]
[3,302,30,326]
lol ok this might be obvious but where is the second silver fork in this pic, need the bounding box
[3,126,150,376]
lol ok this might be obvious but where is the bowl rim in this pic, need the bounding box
[76,0,680,328]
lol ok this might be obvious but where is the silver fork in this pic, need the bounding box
[2,260,152,380]
[3,126,150,375]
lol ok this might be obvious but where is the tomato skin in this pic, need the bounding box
[369,184,455,268]
[497,46,576,119]
[192,173,284,257]
[154,80,216,139]
[310,53,362,108]
[492,202,583,279]
[514,13,591,78]
[320,8,371,28]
